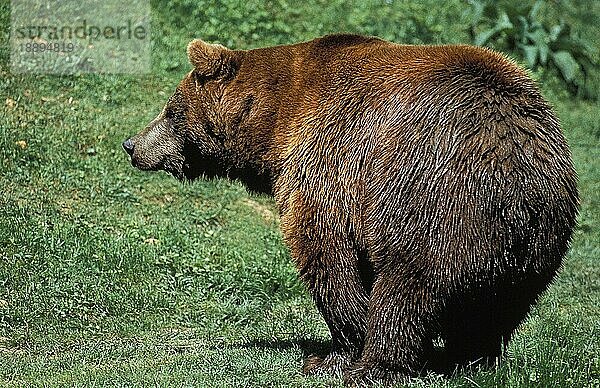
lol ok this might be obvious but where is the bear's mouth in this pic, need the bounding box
[178,157,224,182]
[163,145,225,183]
[129,155,161,172]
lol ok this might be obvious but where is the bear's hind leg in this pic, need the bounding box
[443,316,507,371]
[443,285,539,371]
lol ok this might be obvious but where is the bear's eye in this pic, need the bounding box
[164,105,187,132]
[164,107,175,119]
[164,89,185,120]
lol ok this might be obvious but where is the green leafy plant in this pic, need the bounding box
[466,0,598,98]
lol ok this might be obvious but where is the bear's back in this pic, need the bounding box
[274,35,578,280]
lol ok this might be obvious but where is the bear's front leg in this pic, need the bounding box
[344,272,436,387]
[299,246,370,377]
[282,210,370,377]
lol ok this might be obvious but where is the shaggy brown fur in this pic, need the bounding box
[124,34,579,386]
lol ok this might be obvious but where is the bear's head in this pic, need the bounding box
[123,39,245,182]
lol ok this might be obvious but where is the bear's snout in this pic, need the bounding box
[122,139,135,156]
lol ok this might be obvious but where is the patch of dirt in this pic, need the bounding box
[241,198,277,223]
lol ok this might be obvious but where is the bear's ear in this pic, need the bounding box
[187,39,235,78]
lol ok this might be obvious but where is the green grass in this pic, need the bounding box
[1,1,599,386]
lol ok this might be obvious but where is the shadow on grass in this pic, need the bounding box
[236,338,330,359]
[235,338,494,379]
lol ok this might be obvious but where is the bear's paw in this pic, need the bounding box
[302,352,352,377]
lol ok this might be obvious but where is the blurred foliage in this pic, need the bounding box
[158,0,468,46]
[465,0,599,99]
[150,0,599,100]
[152,0,468,70]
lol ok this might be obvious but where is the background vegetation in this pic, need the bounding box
[1,0,598,386]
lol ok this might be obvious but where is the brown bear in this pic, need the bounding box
[123,34,579,386]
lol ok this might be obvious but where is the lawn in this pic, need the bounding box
[1,1,599,387]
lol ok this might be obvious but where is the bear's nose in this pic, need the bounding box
[122,139,135,156]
